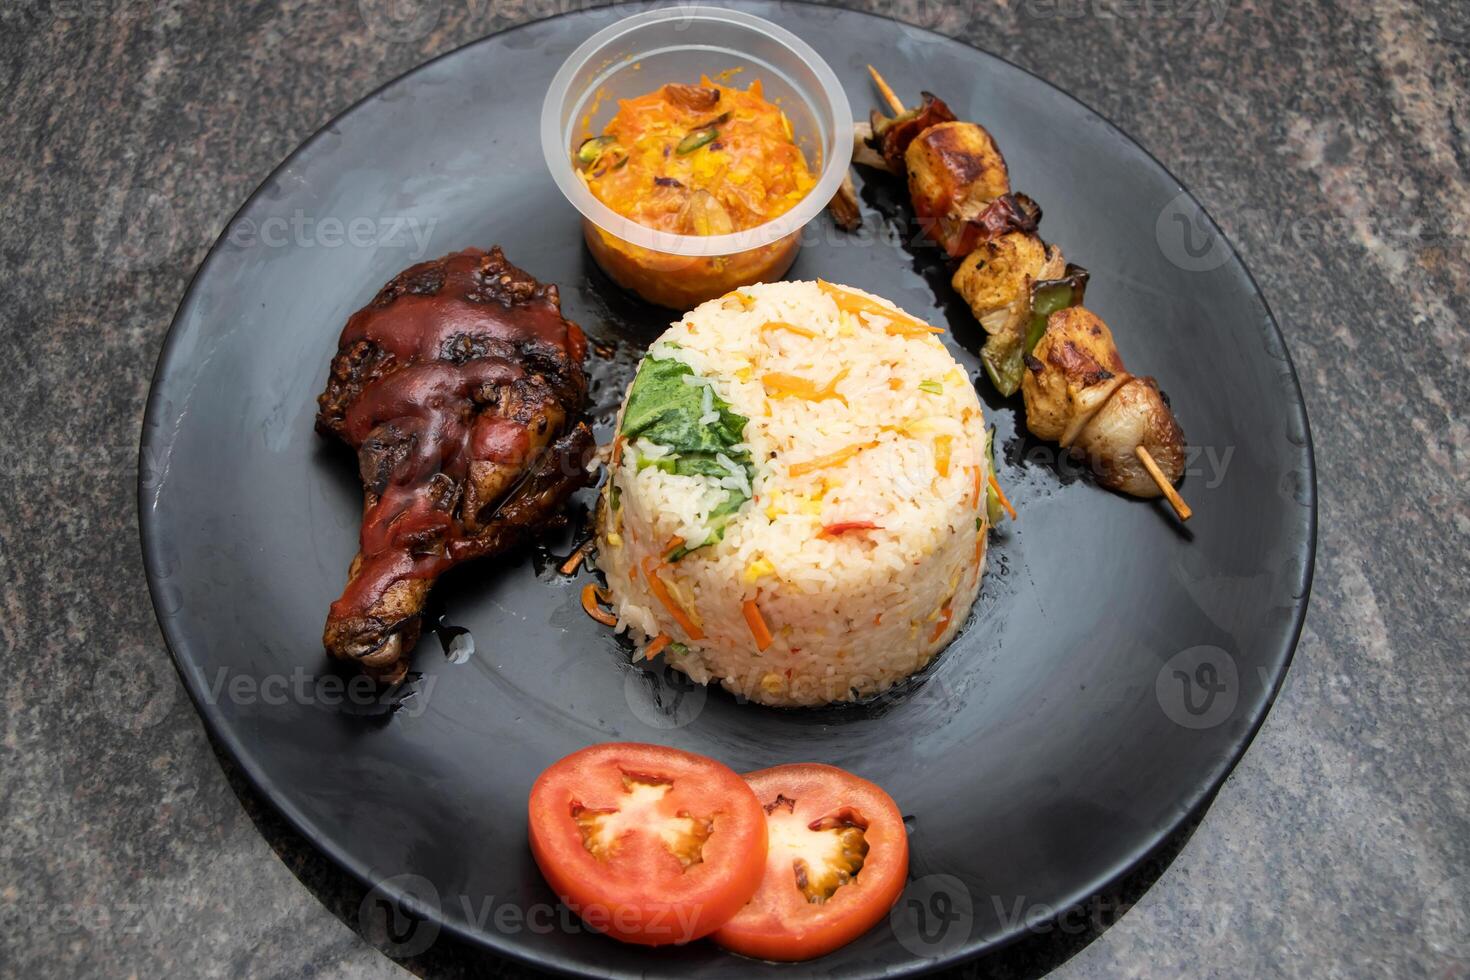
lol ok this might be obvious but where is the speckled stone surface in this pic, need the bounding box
[0,0,1465,977]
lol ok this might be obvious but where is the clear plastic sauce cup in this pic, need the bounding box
[541,6,853,309]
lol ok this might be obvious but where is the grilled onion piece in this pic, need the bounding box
[1021,308,1187,499]
[867,91,958,173]
[1072,376,1186,497]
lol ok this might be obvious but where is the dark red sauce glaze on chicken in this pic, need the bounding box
[316,247,594,682]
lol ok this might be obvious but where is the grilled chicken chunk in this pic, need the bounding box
[316,247,595,682]
[906,121,1011,255]
[1021,307,1129,444]
[952,232,1066,343]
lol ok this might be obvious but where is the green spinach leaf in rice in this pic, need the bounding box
[619,354,754,558]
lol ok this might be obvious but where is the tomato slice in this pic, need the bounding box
[711,763,909,961]
[527,742,768,945]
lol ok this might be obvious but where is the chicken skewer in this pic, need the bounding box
[859,67,1191,520]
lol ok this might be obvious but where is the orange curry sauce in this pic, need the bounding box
[578,77,817,235]
[572,77,818,308]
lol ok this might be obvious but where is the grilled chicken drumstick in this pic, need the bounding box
[859,70,1190,517]
[316,247,596,682]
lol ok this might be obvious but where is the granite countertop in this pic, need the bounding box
[2,0,1466,976]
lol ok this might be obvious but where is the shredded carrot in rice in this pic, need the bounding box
[988,471,1018,521]
[819,521,882,538]
[817,280,939,334]
[761,320,818,339]
[742,599,774,651]
[929,600,954,643]
[762,367,849,402]
[788,440,879,477]
[644,633,672,660]
[971,466,983,509]
[933,435,952,477]
[610,435,625,468]
[560,539,594,575]
[643,556,704,640]
[663,535,685,559]
[883,321,946,338]
[581,583,617,626]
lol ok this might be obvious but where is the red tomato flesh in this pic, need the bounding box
[527,742,768,945]
[712,763,909,961]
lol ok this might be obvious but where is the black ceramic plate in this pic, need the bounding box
[139,3,1315,976]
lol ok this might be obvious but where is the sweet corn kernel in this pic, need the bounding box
[744,558,776,583]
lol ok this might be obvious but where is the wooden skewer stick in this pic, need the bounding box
[868,64,906,115]
[1135,446,1192,521]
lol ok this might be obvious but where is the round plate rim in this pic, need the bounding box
[136,3,1318,975]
